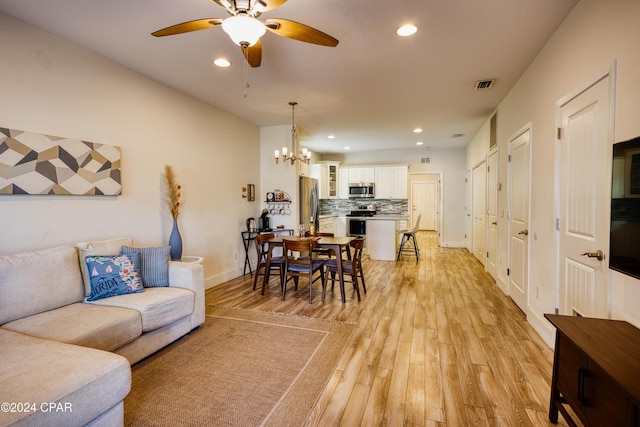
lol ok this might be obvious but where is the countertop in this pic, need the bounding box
[319,214,408,221]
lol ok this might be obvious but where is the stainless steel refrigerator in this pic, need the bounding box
[299,176,319,229]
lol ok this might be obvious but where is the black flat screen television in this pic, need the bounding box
[610,136,640,280]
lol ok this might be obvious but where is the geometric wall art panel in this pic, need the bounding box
[0,127,121,195]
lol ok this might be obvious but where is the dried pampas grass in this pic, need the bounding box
[164,165,182,219]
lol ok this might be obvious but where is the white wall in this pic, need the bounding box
[466,120,491,170]
[466,0,640,343]
[322,148,467,247]
[260,125,300,232]
[0,13,261,288]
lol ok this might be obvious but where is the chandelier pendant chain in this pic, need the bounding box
[290,101,298,163]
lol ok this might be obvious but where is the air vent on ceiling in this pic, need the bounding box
[452,133,465,138]
[420,157,431,164]
[474,79,495,90]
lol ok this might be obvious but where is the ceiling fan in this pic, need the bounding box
[151,0,339,67]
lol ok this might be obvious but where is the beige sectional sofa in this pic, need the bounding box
[0,237,205,427]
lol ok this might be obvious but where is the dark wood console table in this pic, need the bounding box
[545,314,640,427]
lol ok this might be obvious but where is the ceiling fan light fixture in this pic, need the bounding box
[221,14,266,47]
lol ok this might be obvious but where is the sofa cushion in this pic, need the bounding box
[121,245,170,287]
[1,302,142,352]
[85,254,144,301]
[0,245,84,325]
[90,287,194,332]
[76,237,133,297]
[0,329,130,427]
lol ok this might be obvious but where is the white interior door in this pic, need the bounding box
[508,126,531,312]
[558,74,612,318]
[486,149,499,280]
[472,162,487,265]
[412,182,438,230]
[466,170,472,252]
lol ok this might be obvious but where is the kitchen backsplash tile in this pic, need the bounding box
[320,199,408,216]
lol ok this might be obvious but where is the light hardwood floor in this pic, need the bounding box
[205,231,571,426]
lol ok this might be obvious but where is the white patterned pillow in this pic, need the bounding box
[121,246,170,287]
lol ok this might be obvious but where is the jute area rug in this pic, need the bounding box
[124,306,354,427]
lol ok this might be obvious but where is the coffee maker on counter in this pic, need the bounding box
[259,209,271,231]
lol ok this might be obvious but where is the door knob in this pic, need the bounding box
[581,250,604,261]
[518,229,529,236]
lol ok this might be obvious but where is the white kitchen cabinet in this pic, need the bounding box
[374,166,408,198]
[311,161,340,199]
[335,216,347,237]
[318,216,336,234]
[339,168,349,199]
[297,158,310,177]
[348,167,375,184]
[310,163,327,198]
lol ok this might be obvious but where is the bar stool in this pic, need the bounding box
[396,214,421,261]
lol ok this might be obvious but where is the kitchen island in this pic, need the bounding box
[319,214,408,261]
[365,215,407,261]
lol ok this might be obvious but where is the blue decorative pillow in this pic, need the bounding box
[121,246,170,287]
[84,254,144,302]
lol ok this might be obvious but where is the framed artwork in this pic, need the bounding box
[0,127,121,195]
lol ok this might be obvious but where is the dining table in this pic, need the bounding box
[261,235,356,303]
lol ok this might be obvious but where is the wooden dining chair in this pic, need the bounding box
[323,236,366,303]
[305,231,338,258]
[282,238,328,303]
[253,233,284,293]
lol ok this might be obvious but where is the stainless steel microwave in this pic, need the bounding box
[348,182,375,198]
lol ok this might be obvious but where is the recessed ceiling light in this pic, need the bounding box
[213,58,231,67]
[416,141,424,146]
[397,24,417,37]
[413,128,423,133]
[344,146,351,150]
[327,135,335,139]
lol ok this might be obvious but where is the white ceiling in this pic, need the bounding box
[0,0,578,154]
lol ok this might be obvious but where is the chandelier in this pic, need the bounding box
[275,102,311,165]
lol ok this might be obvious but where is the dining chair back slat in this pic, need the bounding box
[323,236,366,303]
[254,232,285,294]
[282,238,328,304]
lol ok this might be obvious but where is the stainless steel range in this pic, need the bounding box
[346,206,376,237]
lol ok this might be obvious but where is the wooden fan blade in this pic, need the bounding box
[152,18,223,37]
[265,18,338,47]
[254,0,288,13]
[242,40,262,67]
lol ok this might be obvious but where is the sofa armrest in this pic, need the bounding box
[168,261,205,329]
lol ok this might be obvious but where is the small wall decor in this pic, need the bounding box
[0,127,121,195]
[242,184,256,201]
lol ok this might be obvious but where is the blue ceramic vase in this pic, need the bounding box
[169,219,182,261]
